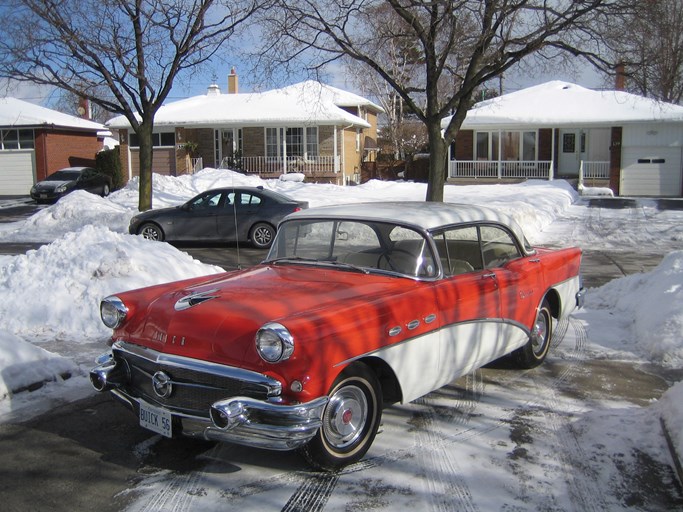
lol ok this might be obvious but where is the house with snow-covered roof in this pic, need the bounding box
[0,97,107,196]
[106,71,384,185]
[444,81,683,197]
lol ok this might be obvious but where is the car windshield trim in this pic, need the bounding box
[267,256,371,275]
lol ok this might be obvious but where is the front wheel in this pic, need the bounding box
[250,222,275,249]
[138,222,165,241]
[513,298,553,369]
[102,183,110,197]
[301,363,382,471]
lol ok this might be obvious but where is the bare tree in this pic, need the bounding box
[0,0,260,211]
[257,0,623,201]
[602,1,683,103]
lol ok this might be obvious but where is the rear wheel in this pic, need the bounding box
[301,363,382,471]
[102,183,110,197]
[250,222,275,249]
[139,223,164,241]
[513,298,553,368]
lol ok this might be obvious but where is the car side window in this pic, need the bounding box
[192,191,222,209]
[236,193,262,207]
[434,226,483,275]
[480,225,521,268]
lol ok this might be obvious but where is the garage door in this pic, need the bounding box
[0,150,35,195]
[620,147,682,197]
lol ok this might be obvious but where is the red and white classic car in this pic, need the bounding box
[91,202,584,470]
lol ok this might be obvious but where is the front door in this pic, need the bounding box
[558,129,586,176]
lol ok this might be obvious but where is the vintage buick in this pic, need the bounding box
[91,202,584,470]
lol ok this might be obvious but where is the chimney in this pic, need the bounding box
[228,67,239,94]
[615,62,626,91]
[77,97,91,119]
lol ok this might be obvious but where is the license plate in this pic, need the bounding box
[139,401,172,438]
[40,194,47,199]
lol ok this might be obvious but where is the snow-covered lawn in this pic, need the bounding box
[1,168,682,507]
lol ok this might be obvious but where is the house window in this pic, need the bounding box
[286,127,304,157]
[522,131,536,160]
[474,130,536,161]
[129,131,176,147]
[1,129,34,150]
[306,127,318,157]
[563,133,576,153]
[266,127,319,159]
[266,127,282,158]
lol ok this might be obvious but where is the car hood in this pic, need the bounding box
[132,205,181,220]
[33,180,73,190]
[111,264,427,371]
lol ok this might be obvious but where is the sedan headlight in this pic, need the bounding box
[255,322,294,363]
[55,184,68,193]
[101,296,128,329]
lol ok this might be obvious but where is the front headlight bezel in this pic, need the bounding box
[255,322,294,363]
[101,295,128,329]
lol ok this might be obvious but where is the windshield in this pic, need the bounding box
[266,219,437,278]
[45,170,81,181]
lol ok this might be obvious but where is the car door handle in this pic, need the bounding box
[482,272,497,279]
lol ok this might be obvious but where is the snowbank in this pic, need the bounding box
[0,225,223,340]
[578,251,683,367]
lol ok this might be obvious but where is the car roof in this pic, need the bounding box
[286,201,529,241]
[197,186,294,202]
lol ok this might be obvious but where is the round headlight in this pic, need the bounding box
[55,184,67,193]
[101,296,128,329]
[255,322,294,363]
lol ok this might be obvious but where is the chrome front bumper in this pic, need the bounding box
[109,389,328,450]
[90,342,328,451]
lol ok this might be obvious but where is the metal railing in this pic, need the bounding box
[449,160,554,180]
[219,155,338,175]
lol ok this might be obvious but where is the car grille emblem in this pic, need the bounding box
[174,289,219,311]
[152,371,173,398]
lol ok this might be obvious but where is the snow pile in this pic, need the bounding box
[0,331,76,399]
[0,225,223,340]
[580,251,683,367]
[658,381,683,466]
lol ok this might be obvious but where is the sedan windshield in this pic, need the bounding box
[266,219,437,278]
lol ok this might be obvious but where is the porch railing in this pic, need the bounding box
[579,160,610,180]
[219,155,338,175]
[449,160,554,180]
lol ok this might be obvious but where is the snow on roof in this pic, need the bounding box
[442,81,683,129]
[0,97,105,131]
[106,80,383,130]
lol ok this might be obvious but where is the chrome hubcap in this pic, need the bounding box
[323,385,367,449]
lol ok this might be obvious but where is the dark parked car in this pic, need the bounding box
[30,166,112,203]
[129,186,308,249]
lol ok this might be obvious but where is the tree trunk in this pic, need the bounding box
[425,120,447,202]
[136,121,154,211]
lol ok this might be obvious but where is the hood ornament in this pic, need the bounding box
[174,289,219,311]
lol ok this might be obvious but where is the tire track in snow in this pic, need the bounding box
[524,317,609,511]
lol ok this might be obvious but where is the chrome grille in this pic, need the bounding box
[111,341,280,418]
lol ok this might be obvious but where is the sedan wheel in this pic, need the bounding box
[250,222,275,249]
[139,223,164,241]
[102,183,110,197]
[301,363,382,471]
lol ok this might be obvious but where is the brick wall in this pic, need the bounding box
[34,129,102,181]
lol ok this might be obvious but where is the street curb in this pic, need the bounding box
[661,417,683,488]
